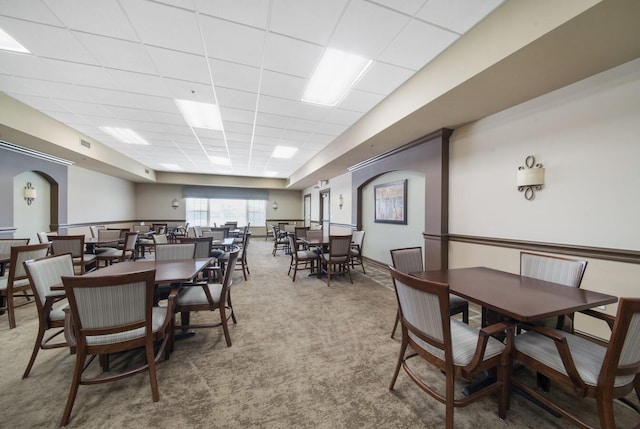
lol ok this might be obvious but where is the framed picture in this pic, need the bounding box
[374,179,407,224]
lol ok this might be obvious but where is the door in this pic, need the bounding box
[304,194,311,227]
[320,189,330,232]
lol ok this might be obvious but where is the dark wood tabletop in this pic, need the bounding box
[80,258,212,284]
[410,266,617,323]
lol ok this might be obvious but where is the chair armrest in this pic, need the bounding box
[516,323,587,394]
[466,321,514,370]
[578,308,616,330]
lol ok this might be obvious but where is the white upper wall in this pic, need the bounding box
[449,57,640,251]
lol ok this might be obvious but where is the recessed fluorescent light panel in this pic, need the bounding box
[209,155,231,166]
[0,28,30,53]
[302,48,372,107]
[175,99,223,130]
[272,146,298,159]
[99,127,149,145]
[159,163,183,171]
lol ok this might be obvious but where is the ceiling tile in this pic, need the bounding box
[0,0,64,26]
[195,0,270,29]
[262,33,323,78]
[355,61,415,94]
[209,59,260,93]
[74,32,156,74]
[378,19,458,70]
[330,0,409,59]
[339,89,385,112]
[260,70,306,101]
[146,46,210,84]
[0,17,97,64]
[270,0,348,45]
[199,15,266,67]
[416,0,505,34]
[44,0,138,40]
[368,0,427,16]
[216,86,258,111]
[120,0,203,54]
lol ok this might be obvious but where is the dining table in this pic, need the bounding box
[410,266,618,324]
[84,236,122,254]
[409,266,618,403]
[301,234,330,278]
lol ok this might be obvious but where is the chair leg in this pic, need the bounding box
[391,309,400,338]
[23,325,46,378]
[389,334,408,390]
[60,349,86,426]
[146,340,160,402]
[219,306,232,347]
[462,305,469,324]
[7,294,16,329]
[596,390,616,429]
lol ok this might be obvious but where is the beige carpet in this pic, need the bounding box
[1,240,638,428]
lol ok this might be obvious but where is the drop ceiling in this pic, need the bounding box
[0,0,505,182]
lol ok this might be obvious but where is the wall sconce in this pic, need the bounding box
[338,194,344,210]
[171,198,180,209]
[517,155,545,200]
[24,182,37,205]
[272,201,278,211]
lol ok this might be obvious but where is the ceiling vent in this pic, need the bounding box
[80,139,91,149]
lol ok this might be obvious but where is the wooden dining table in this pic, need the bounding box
[410,266,618,402]
[410,266,618,324]
[81,258,212,283]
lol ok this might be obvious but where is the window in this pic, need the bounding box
[186,198,266,227]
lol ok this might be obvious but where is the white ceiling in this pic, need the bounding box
[0,0,504,180]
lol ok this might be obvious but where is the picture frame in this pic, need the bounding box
[374,179,407,224]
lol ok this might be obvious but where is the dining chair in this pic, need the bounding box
[89,225,105,238]
[96,232,138,268]
[389,247,470,338]
[154,243,197,304]
[59,268,174,427]
[265,222,274,241]
[95,228,121,254]
[286,233,317,281]
[350,230,366,274]
[22,253,74,378]
[510,297,640,429]
[219,227,250,280]
[48,235,97,274]
[153,233,168,244]
[520,252,588,331]
[293,226,309,251]
[320,234,353,287]
[0,243,50,329]
[0,238,30,253]
[193,225,203,238]
[179,236,219,282]
[37,232,50,244]
[272,225,289,256]
[388,266,511,429]
[152,223,167,234]
[170,246,240,347]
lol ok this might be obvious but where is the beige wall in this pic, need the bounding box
[447,58,640,339]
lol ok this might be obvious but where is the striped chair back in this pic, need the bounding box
[390,247,423,274]
[154,243,195,261]
[520,252,587,288]
[25,253,74,307]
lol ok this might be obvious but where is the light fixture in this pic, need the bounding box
[24,182,37,205]
[159,163,183,171]
[302,47,372,107]
[175,99,223,130]
[0,27,30,53]
[171,198,180,209]
[517,155,545,200]
[209,155,231,166]
[272,146,298,159]
[338,194,344,210]
[99,127,150,145]
[272,201,278,211]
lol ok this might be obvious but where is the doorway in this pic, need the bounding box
[303,193,311,227]
[319,189,330,232]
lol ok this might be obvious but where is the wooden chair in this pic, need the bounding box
[179,236,219,282]
[219,228,250,280]
[287,233,317,281]
[37,232,50,244]
[265,222,274,241]
[272,225,289,256]
[0,238,30,273]
[511,297,640,429]
[0,243,50,329]
[388,266,510,429]
[389,247,469,339]
[48,235,96,274]
[170,247,240,347]
[22,253,74,378]
[94,228,121,254]
[60,269,174,426]
[320,235,353,287]
[96,232,138,268]
[350,230,366,274]
[152,223,167,234]
[519,252,587,331]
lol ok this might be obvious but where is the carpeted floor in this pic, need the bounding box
[0,240,638,428]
